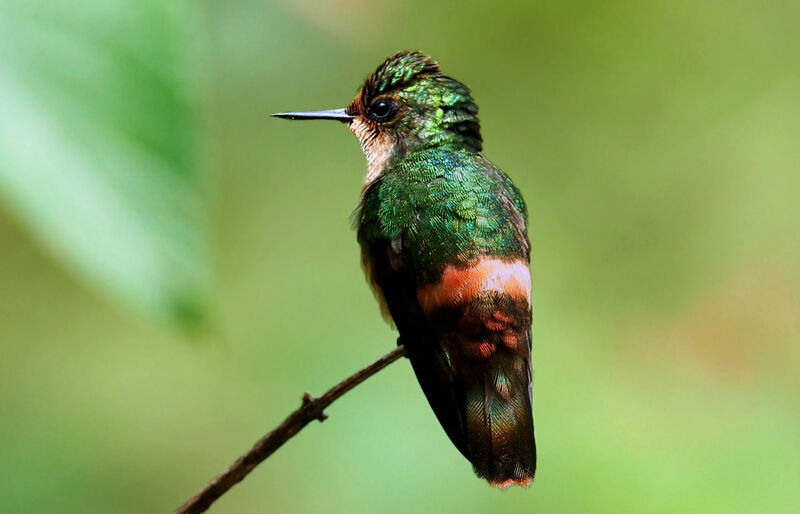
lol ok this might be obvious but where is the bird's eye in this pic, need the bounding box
[368,99,395,122]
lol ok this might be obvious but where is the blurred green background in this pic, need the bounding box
[1,0,799,512]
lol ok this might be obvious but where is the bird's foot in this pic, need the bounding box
[396,337,409,358]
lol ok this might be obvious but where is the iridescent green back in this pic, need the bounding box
[358,147,528,284]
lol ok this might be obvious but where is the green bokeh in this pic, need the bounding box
[1,0,799,512]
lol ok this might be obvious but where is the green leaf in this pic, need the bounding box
[0,1,210,326]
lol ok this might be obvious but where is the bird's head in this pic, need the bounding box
[273,51,481,183]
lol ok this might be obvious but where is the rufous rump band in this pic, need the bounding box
[417,258,531,316]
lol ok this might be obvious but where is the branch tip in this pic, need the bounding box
[174,345,406,514]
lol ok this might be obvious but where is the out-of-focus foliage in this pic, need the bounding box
[0,0,799,513]
[0,0,209,324]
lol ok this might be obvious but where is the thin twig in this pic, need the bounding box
[174,345,406,514]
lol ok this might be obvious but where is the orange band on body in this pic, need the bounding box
[417,258,531,315]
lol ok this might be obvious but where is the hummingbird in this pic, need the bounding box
[273,51,535,488]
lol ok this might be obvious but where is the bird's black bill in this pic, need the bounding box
[270,108,355,121]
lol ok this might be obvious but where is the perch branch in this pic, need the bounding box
[174,345,406,514]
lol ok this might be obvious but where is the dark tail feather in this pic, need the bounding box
[406,340,536,488]
[404,338,471,458]
[464,352,536,488]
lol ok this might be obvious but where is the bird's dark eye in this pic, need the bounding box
[368,99,395,122]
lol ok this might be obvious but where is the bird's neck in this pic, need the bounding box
[351,125,481,188]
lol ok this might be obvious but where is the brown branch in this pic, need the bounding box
[174,345,406,514]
